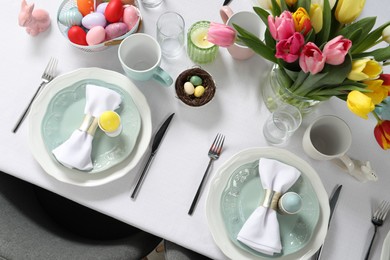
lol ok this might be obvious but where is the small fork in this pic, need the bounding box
[13,57,58,133]
[364,200,390,260]
[188,133,225,215]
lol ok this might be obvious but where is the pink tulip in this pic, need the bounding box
[299,42,326,74]
[268,11,296,41]
[275,32,305,63]
[207,22,236,47]
[322,35,352,65]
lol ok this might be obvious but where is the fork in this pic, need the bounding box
[188,133,225,215]
[364,200,390,260]
[12,57,58,133]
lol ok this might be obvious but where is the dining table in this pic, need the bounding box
[1,0,390,259]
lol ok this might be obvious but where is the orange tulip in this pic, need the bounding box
[374,120,390,150]
[292,7,312,36]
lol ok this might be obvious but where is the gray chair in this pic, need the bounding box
[0,172,161,260]
[163,240,211,260]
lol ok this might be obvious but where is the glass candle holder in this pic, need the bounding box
[187,21,219,64]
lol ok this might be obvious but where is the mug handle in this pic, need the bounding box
[152,67,173,86]
[338,154,355,173]
[220,6,234,24]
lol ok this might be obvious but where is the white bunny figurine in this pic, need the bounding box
[18,0,50,36]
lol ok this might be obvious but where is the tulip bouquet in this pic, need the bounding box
[208,0,390,149]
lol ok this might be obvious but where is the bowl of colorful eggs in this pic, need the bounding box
[175,67,216,107]
[57,0,141,52]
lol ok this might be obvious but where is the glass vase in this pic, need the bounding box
[262,65,321,115]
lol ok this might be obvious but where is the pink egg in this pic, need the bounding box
[123,5,139,31]
[105,22,128,40]
[86,25,106,45]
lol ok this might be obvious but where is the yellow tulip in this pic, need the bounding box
[310,4,323,33]
[347,58,382,81]
[293,7,312,35]
[311,0,336,9]
[347,90,375,119]
[382,25,390,44]
[335,0,366,24]
[363,79,387,105]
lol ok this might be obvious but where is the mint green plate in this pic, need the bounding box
[221,159,320,258]
[41,79,141,173]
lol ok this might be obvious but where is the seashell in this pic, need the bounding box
[59,7,83,27]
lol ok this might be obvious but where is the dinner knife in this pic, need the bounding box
[130,113,175,199]
[222,0,232,5]
[314,184,343,260]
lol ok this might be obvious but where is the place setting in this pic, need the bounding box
[8,0,390,259]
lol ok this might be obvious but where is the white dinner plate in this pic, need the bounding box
[381,230,390,260]
[29,68,152,186]
[206,147,330,260]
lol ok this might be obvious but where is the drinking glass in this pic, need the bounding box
[263,104,302,146]
[157,12,185,59]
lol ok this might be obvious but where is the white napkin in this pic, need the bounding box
[52,84,122,171]
[237,158,301,255]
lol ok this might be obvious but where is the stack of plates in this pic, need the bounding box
[206,147,330,259]
[381,231,390,260]
[29,68,152,186]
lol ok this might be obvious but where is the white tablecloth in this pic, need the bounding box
[1,0,389,259]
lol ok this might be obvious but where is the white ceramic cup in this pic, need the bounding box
[118,33,173,86]
[156,11,185,59]
[302,115,354,172]
[220,6,263,60]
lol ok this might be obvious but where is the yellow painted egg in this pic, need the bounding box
[194,85,205,97]
[99,111,121,132]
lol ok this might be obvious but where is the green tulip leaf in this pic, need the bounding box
[352,45,390,61]
[271,0,281,16]
[352,21,390,53]
[297,0,310,13]
[338,17,376,41]
[234,24,277,63]
[253,7,270,26]
[315,0,331,44]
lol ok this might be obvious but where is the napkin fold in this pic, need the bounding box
[52,84,122,171]
[237,158,301,255]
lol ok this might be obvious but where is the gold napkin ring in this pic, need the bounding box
[79,114,99,136]
[262,189,282,210]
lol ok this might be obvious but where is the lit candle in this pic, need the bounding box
[187,21,219,64]
[191,27,214,49]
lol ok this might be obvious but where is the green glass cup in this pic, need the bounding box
[187,21,219,64]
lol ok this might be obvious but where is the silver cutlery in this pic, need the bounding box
[364,200,390,260]
[131,113,175,200]
[314,184,342,260]
[12,57,58,133]
[188,133,225,215]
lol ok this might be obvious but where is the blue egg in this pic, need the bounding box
[279,192,302,214]
[190,75,203,86]
[59,7,83,27]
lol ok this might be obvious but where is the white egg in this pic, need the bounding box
[184,82,195,95]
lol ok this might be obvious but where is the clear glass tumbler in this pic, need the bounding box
[263,104,302,146]
[157,12,185,59]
